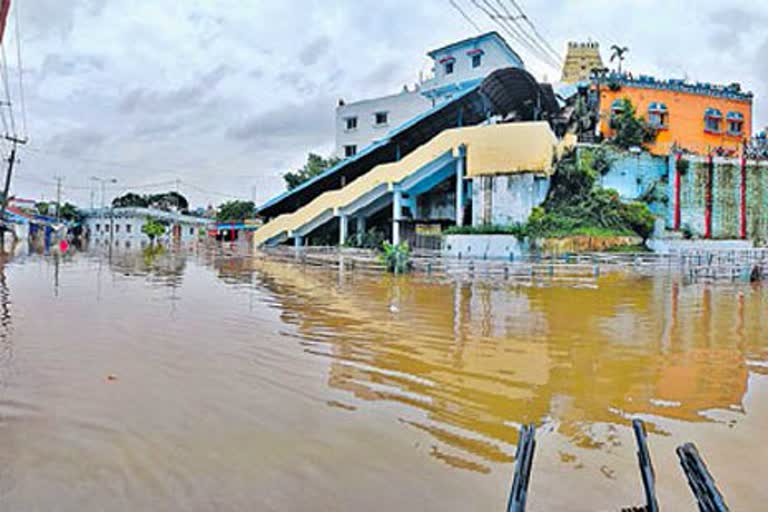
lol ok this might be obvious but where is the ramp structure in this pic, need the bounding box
[254,67,562,249]
[253,122,558,248]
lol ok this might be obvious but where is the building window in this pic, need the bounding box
[115,224,120,233]
[445,61,454,75]
[189,227,194,236]
[704,108,722,133]
[344,145,357,157]
[471,54,482,68]
[648,102,669,129]
[726,112,744,136]
[610,99,626,116]
[126,224,131,233]
[609,99,626,128]
[95,223,100,232]
[345,117,357,131]
[374,111,388,126]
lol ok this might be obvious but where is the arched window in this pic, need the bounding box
[611,99,625,116]
[726,112,744,136]
[704,108,722,133]
[648,102,669,129]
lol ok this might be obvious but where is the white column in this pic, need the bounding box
[356,216,366,245]
[339,214,348,245]
[392,189,402,245]
[456,146,466,227]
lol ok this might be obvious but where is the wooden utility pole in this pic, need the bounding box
[0,135,26,250]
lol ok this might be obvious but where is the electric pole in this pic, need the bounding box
[0,135,28,251]
[54,176,63,221]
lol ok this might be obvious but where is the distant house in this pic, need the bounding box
[335,32,525,159]
[84,207,208,245]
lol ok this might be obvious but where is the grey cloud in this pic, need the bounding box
[755,38,768,129]
[47,128,107,157]
[361,59,404,86]
[119,64,232,114]
[40,54,105,79]
[22,0,107,39]
[277,70,318,95]
[707,7,766,52]
[226,94,334,148]
[298,36,331,66]
[709,7,766,31]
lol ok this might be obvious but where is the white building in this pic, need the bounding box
[85,207,209,246]
[335,32,525,158]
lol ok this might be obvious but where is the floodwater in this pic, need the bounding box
[0,243,766,511]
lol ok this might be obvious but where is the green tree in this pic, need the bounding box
[112,193,148,208]
[58,202,81,222]
[141,217,166,244]
[147,191,189,212]
[216,200,256,222]
[610,99,656,150]
[283,153,341,190]
[610,45,629,73]
[35,202,49,216]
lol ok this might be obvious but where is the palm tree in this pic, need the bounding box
[610,45,629,74]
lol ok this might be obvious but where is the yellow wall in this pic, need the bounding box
[598,85,753,156]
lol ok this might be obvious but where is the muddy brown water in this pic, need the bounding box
[0,244,766,511]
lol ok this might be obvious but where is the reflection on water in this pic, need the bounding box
[249,260,767,463]
[0,243,765,511]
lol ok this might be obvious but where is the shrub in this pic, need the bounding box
[609,99,657,149]
[379,241,411,274]
[345,228,386,249]
[522,150,656,241]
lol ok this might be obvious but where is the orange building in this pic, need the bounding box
[597,75,753,156]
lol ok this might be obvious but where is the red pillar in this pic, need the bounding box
[740,156,747,240]
[704,154,713,239]
[674,153,682,230]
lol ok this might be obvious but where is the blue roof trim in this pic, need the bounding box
[258,83,482,213]
[705,108,723,118]
[387,84,480,137]
[421,78,483,100]
[258,138,387,213]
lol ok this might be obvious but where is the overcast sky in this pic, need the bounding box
[8,0,768,208]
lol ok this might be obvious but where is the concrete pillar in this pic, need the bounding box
[356,216,366,245]
[339,214,348,245]
[294,235,303,249]
[456,145,466,227]
[392,189,402,245]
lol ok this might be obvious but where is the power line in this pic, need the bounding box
[448,0,483,33]
[496,0,562,66]
[12,1,26,139]
[504,0,563,64]
[487,0,561,70]
[0,44,15,138]
[471,0,560,71]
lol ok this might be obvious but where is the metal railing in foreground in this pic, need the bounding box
[505,419,729,511]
